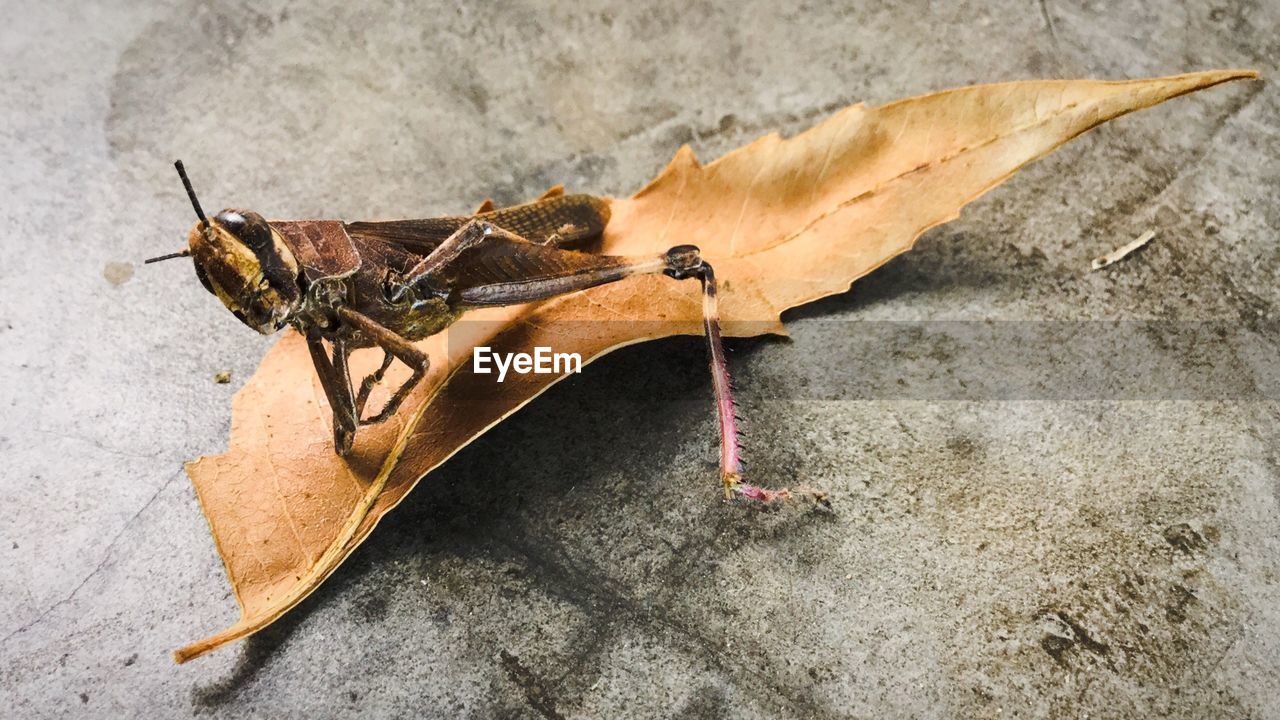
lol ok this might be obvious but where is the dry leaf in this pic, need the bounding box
[176,70,1255,662]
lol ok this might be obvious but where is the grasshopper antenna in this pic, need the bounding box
[144,249,191,264]
[174,159,209,230]
[145,160,206,264]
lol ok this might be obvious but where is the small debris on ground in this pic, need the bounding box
[1092,230,1156,270]
[103,261,134,286]
[213,370,231,384]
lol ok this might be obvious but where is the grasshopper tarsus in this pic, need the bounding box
[335,426,355,456]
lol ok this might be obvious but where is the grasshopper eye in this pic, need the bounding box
[216,210,247,234]
[215,209,272,251]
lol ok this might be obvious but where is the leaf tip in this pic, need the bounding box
[1168,68,1261,90]
[1222,68,1260,80]
[172,642,202,664]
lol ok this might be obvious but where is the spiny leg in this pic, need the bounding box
[424,228,824,504]
[363,364,424,425]
[335,307,431,426]
[306,333,358,455]
[355,349,394,419]
[688,261,746,499]
[662,248,825,506]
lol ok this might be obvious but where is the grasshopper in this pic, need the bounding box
[150,161,819,504]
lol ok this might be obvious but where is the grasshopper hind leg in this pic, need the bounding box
[406,224,827,505]
[663,247,828,507]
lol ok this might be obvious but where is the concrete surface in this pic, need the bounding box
[2,1,1278,718]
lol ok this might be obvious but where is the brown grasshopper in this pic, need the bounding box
[150,161,820,504]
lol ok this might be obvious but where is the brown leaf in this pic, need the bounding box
[176,70,1256,662]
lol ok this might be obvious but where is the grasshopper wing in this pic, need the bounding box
[346,193,611,255]
[423,223,631,307]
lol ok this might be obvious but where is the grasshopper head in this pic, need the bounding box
[186,209,302,334]
[148,162,304,334]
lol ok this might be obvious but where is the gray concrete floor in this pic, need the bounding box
[2,1,1278,718]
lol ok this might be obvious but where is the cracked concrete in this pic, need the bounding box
[2,0,1278,718]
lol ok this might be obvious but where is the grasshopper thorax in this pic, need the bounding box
[188,209,303,335]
